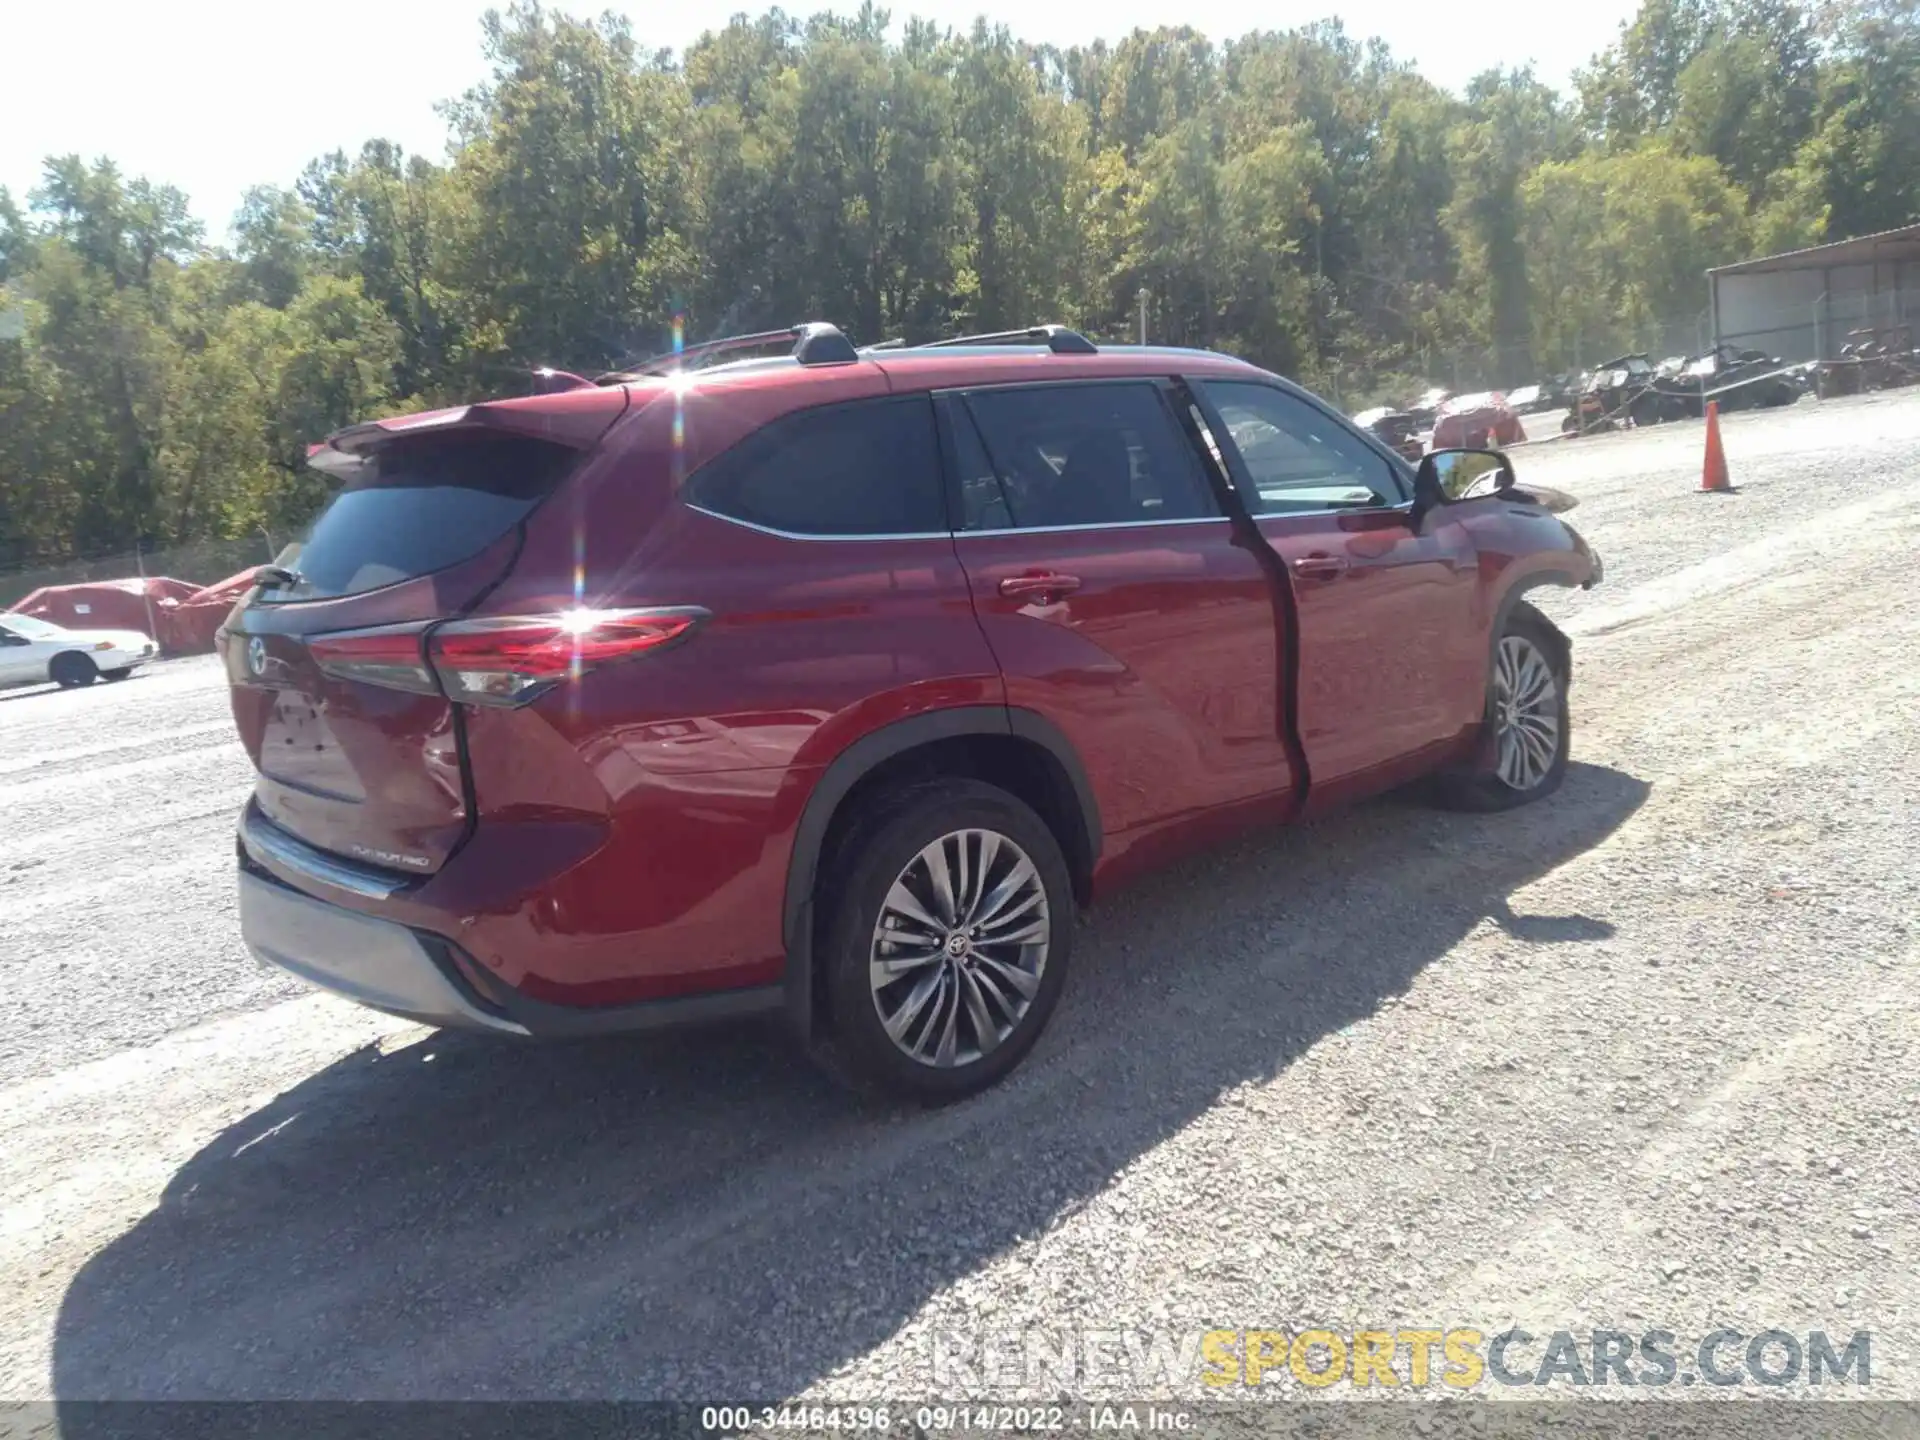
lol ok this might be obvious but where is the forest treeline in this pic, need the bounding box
[1,0,1916,562]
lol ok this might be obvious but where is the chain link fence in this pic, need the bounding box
[1316,308,1724,415]
[0,534,286,610]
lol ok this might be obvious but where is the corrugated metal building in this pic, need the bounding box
[1709,223,1920,361]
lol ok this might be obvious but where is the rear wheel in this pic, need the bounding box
[813,779,1074,1102]
[1432,603,1570,812]
[50,652,98,689]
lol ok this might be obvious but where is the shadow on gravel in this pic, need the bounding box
[53,761,1647,1403]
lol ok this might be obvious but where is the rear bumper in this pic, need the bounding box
[236,811,786,1037]
[239,869,530,1034]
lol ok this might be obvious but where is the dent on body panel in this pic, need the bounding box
[1456,502,1589,599]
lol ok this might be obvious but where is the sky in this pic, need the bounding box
[4,0,1638,240]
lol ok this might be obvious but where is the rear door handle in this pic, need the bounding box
[1290,553,1349,579]
[998,573,1081,603]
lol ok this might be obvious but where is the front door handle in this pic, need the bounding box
[1291,553,1349,579]
[999,572,1082,604]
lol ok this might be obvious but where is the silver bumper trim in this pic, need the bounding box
[239,804,414,900]
[238,871,528,1035]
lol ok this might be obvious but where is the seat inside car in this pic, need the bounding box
[1032,428,1136,526]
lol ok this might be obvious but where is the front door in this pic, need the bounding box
[942,379,1295,841]
[0,624,41,685]
[1190,378,1485,805]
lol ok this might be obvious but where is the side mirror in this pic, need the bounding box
[1411,447,1515,528]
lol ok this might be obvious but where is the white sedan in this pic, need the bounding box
[0,612,158,689]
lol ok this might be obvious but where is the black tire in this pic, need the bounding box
[811,778,1074,1103]
[1430,601,1570,812]
[50,652,98,689]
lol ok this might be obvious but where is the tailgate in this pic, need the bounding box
[222,415,616,875]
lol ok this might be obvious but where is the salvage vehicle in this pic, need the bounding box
[0,611,157,688]
[1406,385,1451,429]
[1687,343,1801,411]
[1430,391,1528,449]
[220,323,1602,1101]
[1350,405,1425,461]
[1563,355,1669,433]
[1504,376,1574,415]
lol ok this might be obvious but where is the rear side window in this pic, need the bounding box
[958,383,1218,530]
[686,396,946,536]
[267,432,578,601]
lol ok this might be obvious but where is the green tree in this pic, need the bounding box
[1447,69,1571,376]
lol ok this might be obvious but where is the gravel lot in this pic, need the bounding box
[1,392,1916,1407]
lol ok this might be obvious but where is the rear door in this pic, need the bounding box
[945,379,1294,838]
[223,425,599,874]
[1191,378,1485,802]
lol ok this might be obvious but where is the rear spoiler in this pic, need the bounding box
[306,387,632,477]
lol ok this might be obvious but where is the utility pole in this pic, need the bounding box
[1137,288,1149,346]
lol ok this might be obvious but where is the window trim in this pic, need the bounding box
[679,392,950,541]
[1186,376,1416,518]
[952,515,1232,539]
[933,378,1226,536]
[683,503,954,544]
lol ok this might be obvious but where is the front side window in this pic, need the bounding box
[956,382,1219,531]
[1198,380,1405,514]
[686,395,946,537]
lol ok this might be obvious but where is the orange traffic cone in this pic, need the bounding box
[1700,400,1734,492]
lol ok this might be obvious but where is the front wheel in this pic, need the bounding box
[813,778,1074,1102]
[1432,603,1570,812]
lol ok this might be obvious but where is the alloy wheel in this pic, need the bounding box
[868,828,1050,1068]
[1492,633,1561,791]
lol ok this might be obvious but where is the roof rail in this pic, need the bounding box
[792,321,859,365]
[918,325,1098,355]
[599,322,858,381]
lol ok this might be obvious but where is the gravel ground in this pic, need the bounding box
[0,390,1916,1407]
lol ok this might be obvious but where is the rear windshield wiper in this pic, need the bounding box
[254,565,304,592]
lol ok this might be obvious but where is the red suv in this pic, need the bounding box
[222,323,1601,1100]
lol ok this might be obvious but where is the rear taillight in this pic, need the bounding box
[308,608,707,708]
[429,608,707,705]
[309,623,441,696]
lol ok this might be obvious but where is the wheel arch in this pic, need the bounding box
[779,706,1101,1041]
[49,649,98,684]
[1488,570,1578,680]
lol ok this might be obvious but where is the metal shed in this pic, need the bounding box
[1709,223,1920,362]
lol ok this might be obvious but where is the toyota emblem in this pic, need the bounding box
[247,637,268,675]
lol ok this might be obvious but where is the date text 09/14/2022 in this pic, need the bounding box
[699,1406,1194,1432]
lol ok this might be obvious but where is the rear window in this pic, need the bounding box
[684,396,946,536]
[264,432,578,602]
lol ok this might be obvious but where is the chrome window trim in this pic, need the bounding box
[684,504,953,542]
[954,515,1232,538]
[684,503,1233,542]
